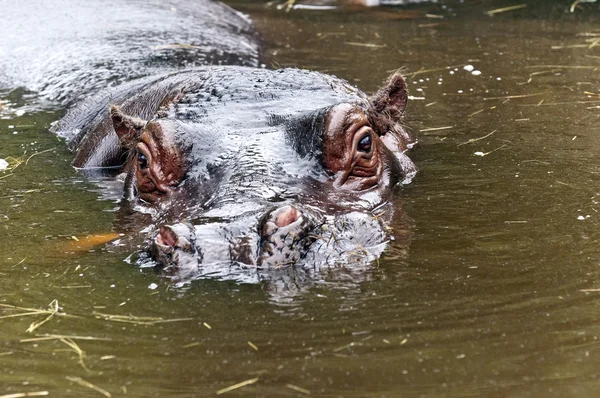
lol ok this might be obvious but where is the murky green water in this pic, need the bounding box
[3,0,600,396]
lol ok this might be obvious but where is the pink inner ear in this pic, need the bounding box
[385,75,408,115]
[110,105,146,147]
[370,73,408,118]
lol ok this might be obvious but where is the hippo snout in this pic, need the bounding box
[258,205,319,268]
[151,223,200,271]
[149,205,322,270]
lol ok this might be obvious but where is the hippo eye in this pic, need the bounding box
[358,134,372,152]
[137,151,148,169]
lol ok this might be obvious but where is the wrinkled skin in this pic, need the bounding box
[54,66,416,285]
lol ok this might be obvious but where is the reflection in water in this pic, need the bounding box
[154,203,414,303]
[3,0,600,396]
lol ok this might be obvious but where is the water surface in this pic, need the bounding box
[3,0,600,396]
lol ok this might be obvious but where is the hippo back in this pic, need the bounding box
[0,0,259,106]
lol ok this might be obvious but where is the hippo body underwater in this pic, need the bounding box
[53,66,417,279]
[0,0,259,105]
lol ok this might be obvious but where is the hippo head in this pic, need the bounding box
[108,68,415,279]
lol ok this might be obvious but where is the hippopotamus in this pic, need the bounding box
[2,0,416,286]
[52,66,416,279]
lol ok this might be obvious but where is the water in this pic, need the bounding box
[3,0,600,396]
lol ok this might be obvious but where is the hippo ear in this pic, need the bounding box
[110,105,147,149]
[369,73,408,120]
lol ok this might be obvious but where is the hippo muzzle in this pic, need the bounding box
[151,205,323,271]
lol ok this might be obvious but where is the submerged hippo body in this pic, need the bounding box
[0,0,259,106]
[54,66,416,281]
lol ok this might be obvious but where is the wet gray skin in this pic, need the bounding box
[0,0,259,106]
[53,66,416,282]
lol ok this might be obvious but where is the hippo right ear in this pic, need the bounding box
[110,105,147,149]
[369,73,408,120]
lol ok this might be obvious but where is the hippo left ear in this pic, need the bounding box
[369,73,408,120]
[110,105,147,149]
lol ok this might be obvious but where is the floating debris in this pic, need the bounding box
[216,377,259,395]
[248,341,258,351]
[0,300,67,333]
[292,4,336,10]
[571,0,598,13]
[20,334,111,343]
[21,335,104,371]
[485,4,527,16]
[468,109,485,118]
[25,148,55,166]
[276,0,295,12]
[66,376,111,398]
[474,144,507,157]
[56,285,92,289]
[59,233,121,254]
[93,312,193,325]
[60,337,92,372]
[458,130,498,147]
[333,341,362,352]
[402,62,480,78]
[344,42,386,49]
[420,126,453,133]
[286,384,311,395]
[484,92,550,100]
[525,65,598,70]
[0,148,55,179]
[0,392,49,398]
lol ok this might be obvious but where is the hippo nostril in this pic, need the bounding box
[259,205,320,268]
[274,206,301,227]
[157,225,178,247]
[151,223,197,269]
